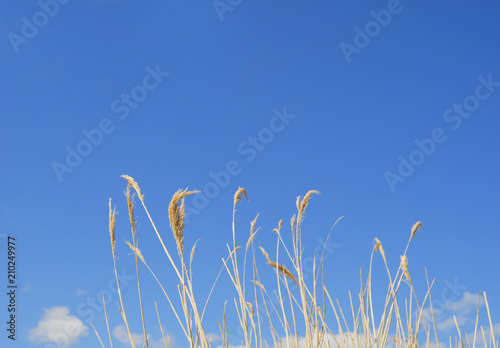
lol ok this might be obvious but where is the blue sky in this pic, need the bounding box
[1,1,500,347]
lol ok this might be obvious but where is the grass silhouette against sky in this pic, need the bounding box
[1,1,499,347]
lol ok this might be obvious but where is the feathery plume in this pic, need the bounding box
[233,187,248,211]
[121,175,144,201]
[125,240,146,264]
[246,215,260,252]
[400,255,411,283]
[410,221,422,240]
[109,199,117,259]
[297,190,320,225]
[125,187,137,239]
[260,247,298,285]
[374,238,386,264]
[168,188,199,255]
[272,219,283,235]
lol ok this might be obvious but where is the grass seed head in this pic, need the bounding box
[251,280,265,290]
[400,255,411,283]
[108,198,117,259]
[272,219,283,235]
[125,187,137,239]
[268,261,299,286]
[233,187,248,211]
[296,190,320,232]
[260,247,298,285]
[259,247,271,263]
[246,215,260,252]
[125,240,146,264]
[374,238,386,263]
[169,188,200,255]
[410,221,422,240]
[250,214,259,235]
[121,175,145,201]
[190,239,200,266]
[247,302,254,317]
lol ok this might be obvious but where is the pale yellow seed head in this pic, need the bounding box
[124,187,137,239]
[297,190,320,218]
[251,280,265,290]
[410,221,422,240]
[259,247,271,263]
[296,191,320,238]
[233,187,248,210]
[125,240,146,264]
[168,188,200,255]
[250,214,259,234]
[247,302,254,317]
[268,261,299,286]
[108,198,117,258]
[246,215,260,252]
[400,255,411,283]
[374,238,386,263]
[121,175,145,201]
[190,239,200,266]
[272,219,283,235]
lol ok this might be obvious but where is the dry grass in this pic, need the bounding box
[92,176,498,348]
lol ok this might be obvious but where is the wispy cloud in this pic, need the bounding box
[465,322,500,347]
[29,306,88,347]
[22,283,33,293]
[113,325,143,346]
[437,315,468,331]
[206,332,222,343]
[75,289,86,296]
[421,291,484,333]
[445,291,481,313]
[112,324,165,347]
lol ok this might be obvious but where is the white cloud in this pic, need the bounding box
[112,324,165,348]
[465,322,500,346]
[437,315,468,331]
[206,332,222,343]
[445,291,481,314]
[75,289,86,296]
[420,291,484,333]
[495,323,500,335]
[421,306,442,323]
[113,325,144,347]
[29,306,88,347]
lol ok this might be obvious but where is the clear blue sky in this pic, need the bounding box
[1,1,499,347]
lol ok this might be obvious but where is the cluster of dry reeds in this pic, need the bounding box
[91,175,497,348]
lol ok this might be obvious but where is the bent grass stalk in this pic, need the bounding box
[94,176,497,348]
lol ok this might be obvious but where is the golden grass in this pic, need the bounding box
[92,176,498,348]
